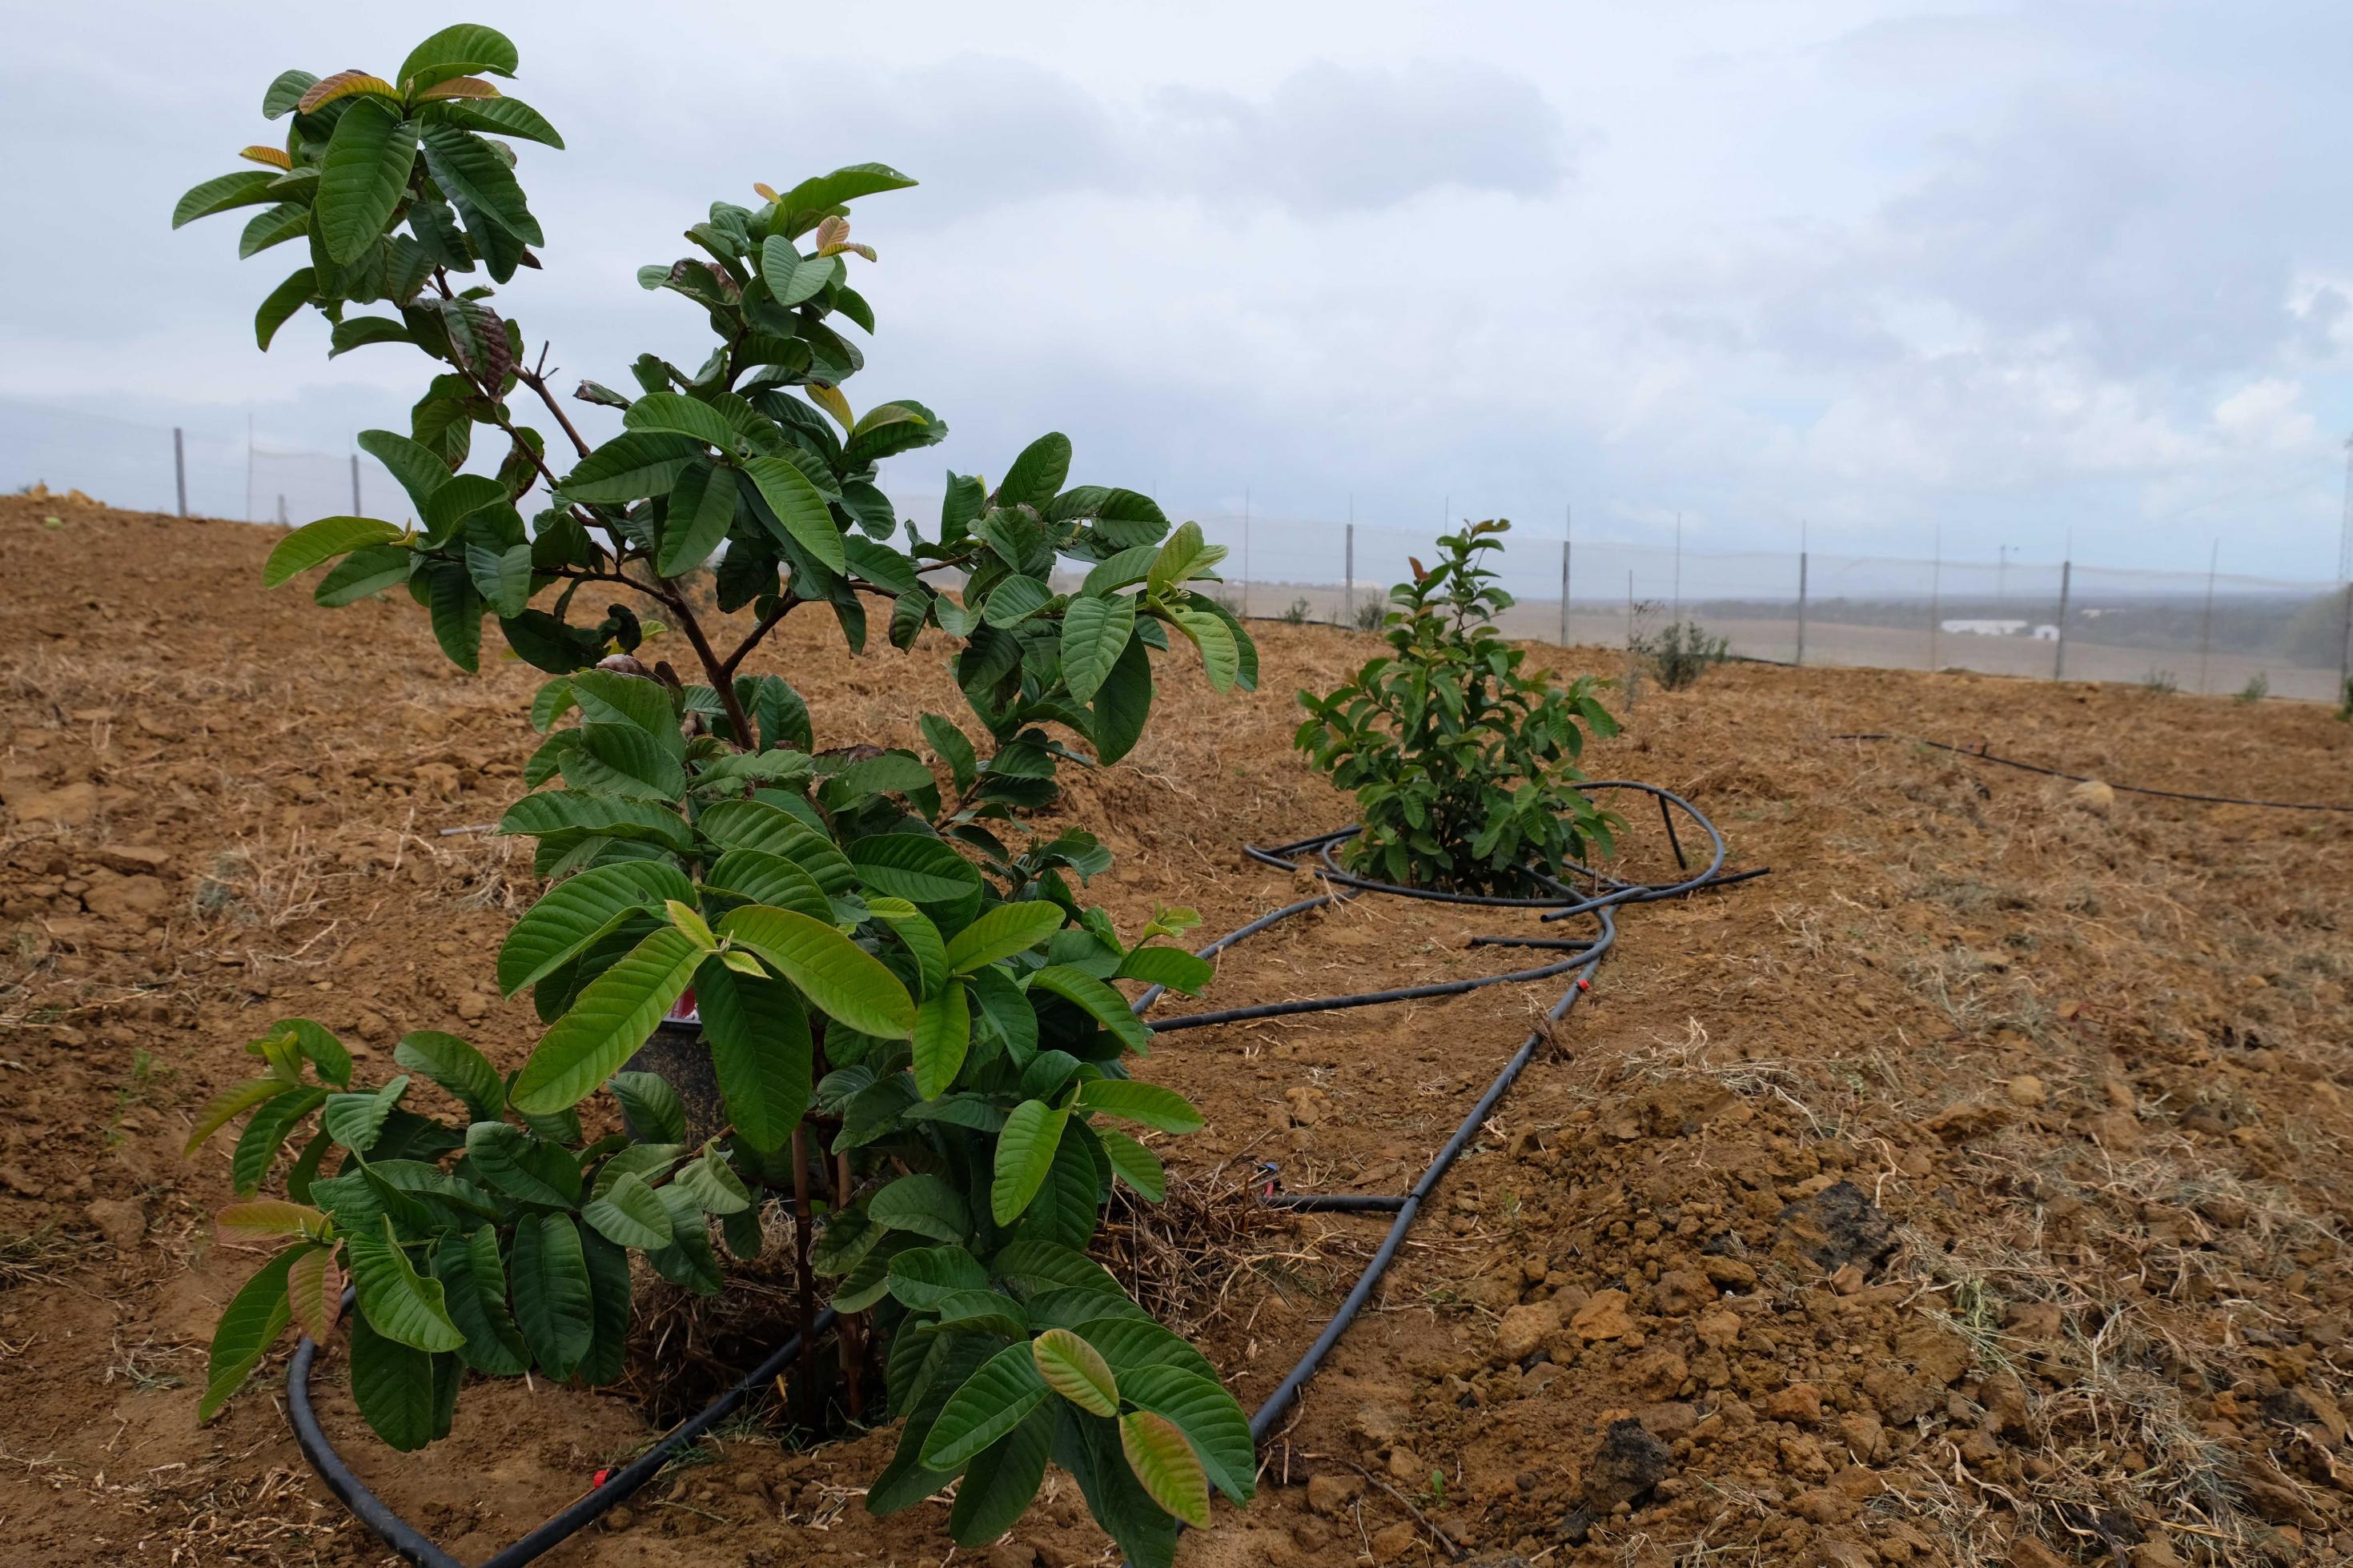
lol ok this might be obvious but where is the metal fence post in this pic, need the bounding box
[2339,580,2353,696]
[1929,530,1941,673]
[1795,551,1808,668]
[350,452,363,515]
[2197,540,2218,696]
[173,427,187,518]
[2053,559,2072,680]
[1242,487,1251,620]
[1560,536,1572,648]
[1343,522,1354,628]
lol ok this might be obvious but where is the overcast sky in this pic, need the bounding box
[6,0,2351,577]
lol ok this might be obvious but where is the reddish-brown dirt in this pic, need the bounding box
[2,490,2350,1567]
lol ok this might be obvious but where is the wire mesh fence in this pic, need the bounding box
[1180,509,2353,704]
[7,401,2351,704]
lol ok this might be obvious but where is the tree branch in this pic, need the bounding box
[652,579,756,745]
[515,363,595,461]
[721,593,800,678]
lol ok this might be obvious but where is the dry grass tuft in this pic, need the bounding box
[0,1225,90,1289]
[1098,1159,1353,1339]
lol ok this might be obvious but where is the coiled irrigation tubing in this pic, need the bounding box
[285,781,1757,1566]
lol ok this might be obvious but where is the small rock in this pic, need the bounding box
[2084,1109,2142,1152]
[2068,779,2115,815]
[91,844,172,875]
[1921,1101,2011,1144]
[1650,1268,1711,1315]
[1307,1472,1362,1516]
[2002,1301,2063,1337]
[1634,1401,1698,1439]
[1838,1410,1885,1462]
[456,992,490,1022]
[2263,1387,2349,1447]
[84,1197,145,1250]
[601,1505,634,1530]
[1386,1445,1424,1482]
[1696,1306,1742,1350]
[1980,1371,2032,1438]
[1580,1418,1671,1511]
[1775,1181,1896,1273]
[1281,1085,1333,1125]
[2004,1074,2048,1108]
[2241,1475,2323,1527]
[8,782,98,828]
[2127,1539,2181,1568]
[1629,1348,1688,1400]
[1763,1383,1823,1426]
[0,1165,38,1198]
[1370,1520,1419,1562]
[1699,1256,1756,1289]
[1786,1485,1855,1525]
[1571,1289,1632,1341]
[2006,1535,2067,1568]
[83,872,168,924]
[413,762,462,800]
[1496,1301,1560,1361]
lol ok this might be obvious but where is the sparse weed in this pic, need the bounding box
[1634,620,1730,691]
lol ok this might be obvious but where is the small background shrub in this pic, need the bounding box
[1295,519,1620,895]
[1634,620,1730,691]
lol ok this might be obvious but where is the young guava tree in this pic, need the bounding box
[1294,519,1620,894]
[174,25,1257,1562]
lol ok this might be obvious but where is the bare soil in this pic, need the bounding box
[2,490,2351,1567]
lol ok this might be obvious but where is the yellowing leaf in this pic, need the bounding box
[416,76,503,100]
[665,898,717,950]
[286,1245,343,1343]
[1119,1409,1211,1526]
[297,70,400,114]
[753,182,779,202]
[806,383,853,433]
[1031,1328,1118,1416]
[218,1199,331,1240]
[239,145,292,170]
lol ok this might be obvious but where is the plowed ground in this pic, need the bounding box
[2,491,2351,1568]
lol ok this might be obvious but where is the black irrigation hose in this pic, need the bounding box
[284,780,1752,1566]
[1139,781,1753,1450]
[285,1300,837,1568]
[1835,732,2353,814]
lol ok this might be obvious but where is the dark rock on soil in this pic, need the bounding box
[1580,1418,1672,1510]
[1776,1179,1896,1273]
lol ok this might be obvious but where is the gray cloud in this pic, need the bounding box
[1144,60,1570,212]
[761,54,1572,221]
[4,1,2351,576]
